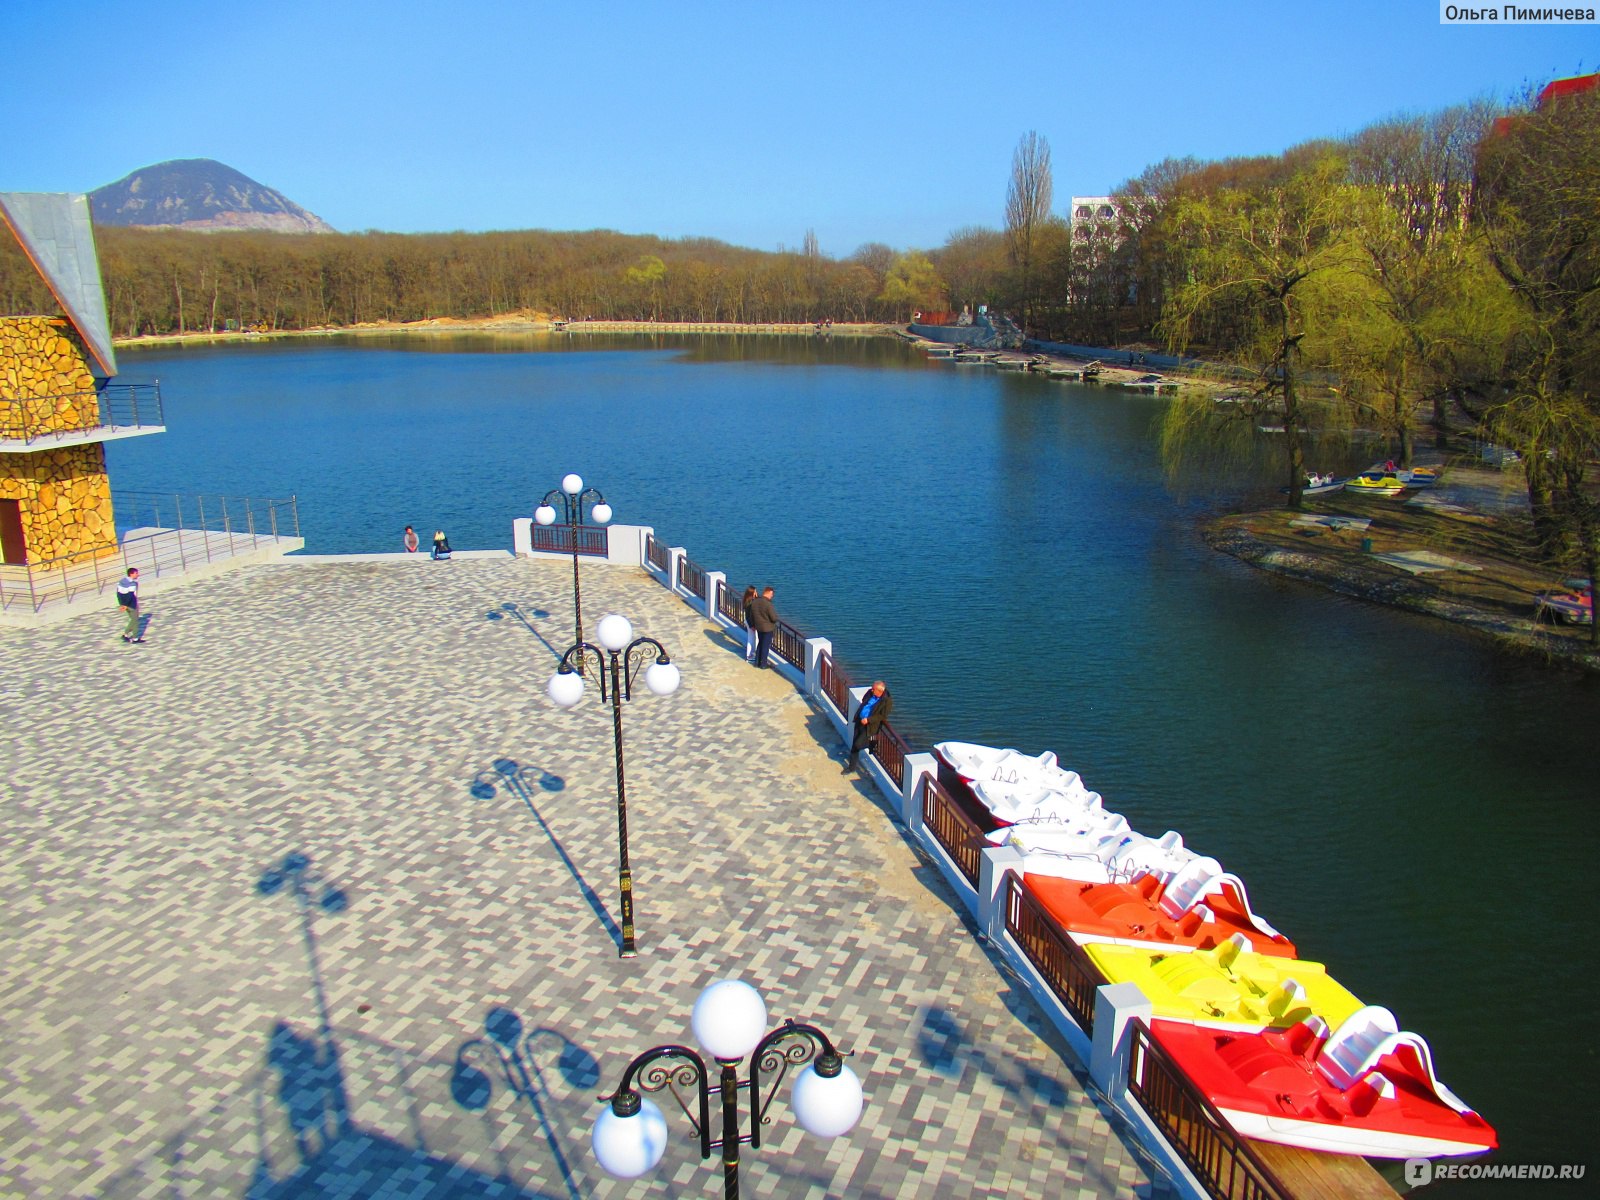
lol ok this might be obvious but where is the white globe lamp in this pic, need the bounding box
[562,472,584,495]
[691,980,768,1062]
[547,670,585,709]
[596,613,633,652]
[591,502,613,525]
[592,1095,669,1178]
[644,660,681,697]
[791,1059,864,1138]
[534,503,556,526]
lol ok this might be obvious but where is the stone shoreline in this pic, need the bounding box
[1204,513,1600,674]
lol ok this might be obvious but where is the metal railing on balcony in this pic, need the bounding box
[716,579,744,626]
[873,722,909,789]
[528,523,608,556]
[0,383,164,445]
[1127,1020,1293,1200]
[645,534,669,572]
[679,556,707,601]
[1002,873,1105,1033]
[772,619,806,669]
[113,490,301,542]
[818,651,850,716]
[0,490,300,615]
[920,774,985,887]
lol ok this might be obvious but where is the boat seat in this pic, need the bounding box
[1346,1070,1396,1116]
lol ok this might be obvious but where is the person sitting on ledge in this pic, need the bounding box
[432,530,452,560]
[844,680,893,774]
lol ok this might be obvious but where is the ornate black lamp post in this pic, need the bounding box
[547,613,680,958]
[534,473,612,652]
[590,980,863,1197]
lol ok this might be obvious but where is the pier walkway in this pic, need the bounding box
[0,555,1169,1198]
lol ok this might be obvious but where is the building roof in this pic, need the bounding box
[1538,72,1599,108]
[0,192,117,378]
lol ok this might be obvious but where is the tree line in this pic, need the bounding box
[0,224,935,335]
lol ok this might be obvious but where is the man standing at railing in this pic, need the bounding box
[844,681,892,774]
[116,567,144,644]
[746,585,778,669]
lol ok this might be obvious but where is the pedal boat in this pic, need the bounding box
[933,741,1078,791]
[989,823,1198,885]
[970,775,1124,827]
[1084,935,1358,1031]
[1020,858,1296,958]
[1397,466,1439,487]
[1148,1007,1497,1158]
[1281,473,1346,498]
[1345,471,1408,497]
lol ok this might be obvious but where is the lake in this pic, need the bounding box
[111,333,1599,1190]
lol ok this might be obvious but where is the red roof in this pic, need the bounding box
[1538,73,1600,108]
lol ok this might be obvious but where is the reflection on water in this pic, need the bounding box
[113,335,1598,1183]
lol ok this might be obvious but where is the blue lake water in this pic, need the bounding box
[112,333,1599,1188]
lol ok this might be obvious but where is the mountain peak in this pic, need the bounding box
[90,159,336,234]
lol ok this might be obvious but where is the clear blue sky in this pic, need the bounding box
[2,1,1590,255]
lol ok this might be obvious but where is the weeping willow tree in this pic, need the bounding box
[1477,83,1600,640]
[1157,155,1366,509]
[1327,192,1519,466]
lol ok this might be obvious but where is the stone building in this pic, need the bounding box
[0,193,163,566]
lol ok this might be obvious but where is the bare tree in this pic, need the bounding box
[1005,131,1054,329]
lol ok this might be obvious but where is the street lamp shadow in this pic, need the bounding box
[485,602,561,662]
[468,759,622,951]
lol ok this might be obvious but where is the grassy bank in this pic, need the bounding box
[1205,464,1599,673]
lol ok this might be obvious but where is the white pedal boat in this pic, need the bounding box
[987,824,1199,885]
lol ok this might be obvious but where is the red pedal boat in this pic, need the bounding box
[1148,1007,1497,1159]
[1023,861,1297,958]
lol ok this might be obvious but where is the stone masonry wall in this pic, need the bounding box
[0,317,101,439]
[0,316,117,563]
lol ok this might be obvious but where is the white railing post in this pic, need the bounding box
[901,751,937,839]
[512,517,532,556]
[1090,983,1154,1096]
[978,845,1024,944]
[668,547,687,597]
[704,570,726,623]
[804,636,832,703]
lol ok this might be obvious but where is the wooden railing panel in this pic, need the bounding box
[819,652,850,714]
[1002,874,1106,1035]
[1127,1020,1294,1200]
[920,775,983,887]
[645,534,669,571]
[680,556,708,600]
[531,524,609,556]
[773,620,805,668]
[874,722,908,789]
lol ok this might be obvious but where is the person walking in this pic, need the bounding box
[746,585,778,669]
[844,680,893,773]
[740,584,758,662]
[403,526,420,553]
[116,567,144,643]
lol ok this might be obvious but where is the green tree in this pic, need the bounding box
[1476,86,1600,636]
[878,252,947,318]
[1160,155,1366,508]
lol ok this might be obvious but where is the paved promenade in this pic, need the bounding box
[0,556,1170,1199]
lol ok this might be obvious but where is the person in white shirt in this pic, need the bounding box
[116,567,143,643]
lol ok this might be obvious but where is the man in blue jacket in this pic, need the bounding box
[844,680,892,773]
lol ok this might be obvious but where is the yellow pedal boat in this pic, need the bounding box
[1345,471,1408,496]
[1084,934,1366,1032]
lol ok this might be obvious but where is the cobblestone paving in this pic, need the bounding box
[0,557,1171,1199]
